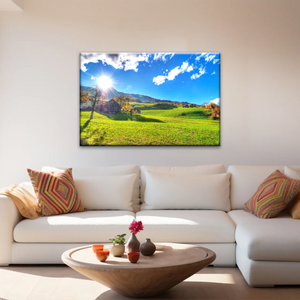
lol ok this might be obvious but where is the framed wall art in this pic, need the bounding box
[80,52,220,146]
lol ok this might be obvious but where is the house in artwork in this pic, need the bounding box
[95,99,121,113]
[133,108,142,115]
[81,99,121,113]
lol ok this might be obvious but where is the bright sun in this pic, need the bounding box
[97,76,112,90]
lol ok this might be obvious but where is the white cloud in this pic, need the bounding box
[195,53,219,64]
[153,53,175,62]
[210,98,220,106]
[153,75,167,85]
[195,53,206,61]
[80,53,150,72]
[167,66,181,81]
[181,62,189,71]
[211,71,216,75]
[205,54,216,62]
[187,65,193,72]
[191,66,206,80]
[153,61,190,85]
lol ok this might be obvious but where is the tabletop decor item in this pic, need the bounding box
[92,245,109,262]
[95,250,110,262]
[126,219,144,253]
[127,252,140,263]
[109,234,126,257]
[80,52,220,146]
[140,238,156,256]
[92,244,104,252]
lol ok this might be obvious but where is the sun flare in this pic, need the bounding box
[97,76,112,90]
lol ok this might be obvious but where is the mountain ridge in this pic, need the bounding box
[81,86,219,106]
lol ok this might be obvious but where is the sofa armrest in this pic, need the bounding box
[0,195,23,265]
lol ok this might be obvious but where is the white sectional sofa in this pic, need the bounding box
[0,164,299,287]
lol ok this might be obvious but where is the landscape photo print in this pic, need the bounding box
[80,52,220,146]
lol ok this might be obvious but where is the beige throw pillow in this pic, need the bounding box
[143,171,231,211]
[74,174,137,210]
[0,184,41,219]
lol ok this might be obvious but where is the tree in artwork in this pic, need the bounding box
[89,87,102,120]
[113,95,135,120]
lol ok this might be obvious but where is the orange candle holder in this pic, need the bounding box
[128,252,140,263]
[95,249,110,262]
[92,244,104,253]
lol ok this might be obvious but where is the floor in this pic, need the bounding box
[0,266,300,300]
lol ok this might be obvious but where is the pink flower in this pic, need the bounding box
[129,220,144,235]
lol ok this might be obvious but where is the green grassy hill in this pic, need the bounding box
[80,103,220,146]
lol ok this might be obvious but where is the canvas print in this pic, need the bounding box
[80,52,220,146]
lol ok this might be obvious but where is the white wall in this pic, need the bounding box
[0,0,23,11]
[0,0,299,187]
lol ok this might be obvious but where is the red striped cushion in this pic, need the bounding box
[28,168,85,216]
[244,170,300,219]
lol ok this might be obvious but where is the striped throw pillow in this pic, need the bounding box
[28,168,85,216]
[244,170,300,219]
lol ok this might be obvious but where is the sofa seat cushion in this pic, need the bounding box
[14,211,135,243]
[136,210,236,243]
[228,210,300,262]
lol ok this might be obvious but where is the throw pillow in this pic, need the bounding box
[290,194,300,219]
[284,166,300,219]
[140,164,226,205]
[27,168,85,216]
[0,184,41,219]
[19,182,36,196]
[244,170,300,219]
[143,171,231,211]
[73,174,137,211]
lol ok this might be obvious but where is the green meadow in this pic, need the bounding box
[80,103,220,146]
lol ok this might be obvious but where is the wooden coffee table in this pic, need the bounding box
[62,243,216,298]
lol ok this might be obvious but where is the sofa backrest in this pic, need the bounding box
[228,165,284,210]
[285,166,300,174]
[140,164,226,204]
[41,165,140,212]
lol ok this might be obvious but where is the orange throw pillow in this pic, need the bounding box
[27,168,85,216]
[0,184,41,219]
[244,170,300,219]
[290,194,300,219]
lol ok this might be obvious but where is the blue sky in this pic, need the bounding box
[80,52,220,105]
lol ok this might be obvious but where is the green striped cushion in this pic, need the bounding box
[244,170,300,219]
[28,168,85,216]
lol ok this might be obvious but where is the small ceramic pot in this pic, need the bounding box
[111,244,125,257]
[127,252,140,263]
[95,250,110,262]
[92,244,104,253]
[140,238,156,256]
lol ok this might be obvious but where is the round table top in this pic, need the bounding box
[63,243,209,270]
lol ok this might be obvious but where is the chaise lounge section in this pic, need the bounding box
[228,165,300,286]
